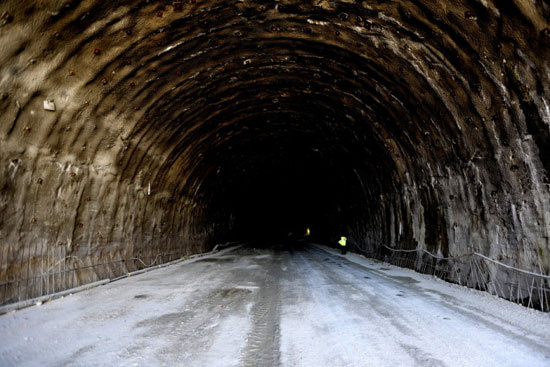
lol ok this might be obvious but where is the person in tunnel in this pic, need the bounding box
[338,236,347,254]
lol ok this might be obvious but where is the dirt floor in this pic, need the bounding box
[0,243,549,366]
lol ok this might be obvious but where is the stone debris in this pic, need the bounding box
[43,99,56,111]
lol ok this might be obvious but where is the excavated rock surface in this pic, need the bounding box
[0,0,549,304]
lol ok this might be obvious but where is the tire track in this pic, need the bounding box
[241,250,282,367]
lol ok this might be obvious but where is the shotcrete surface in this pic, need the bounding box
[0,244,549,366]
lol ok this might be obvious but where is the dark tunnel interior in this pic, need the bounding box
[0,0,550,307]
[202,123,385,243]
[168,34,403,246]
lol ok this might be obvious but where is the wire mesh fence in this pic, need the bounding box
[0,245,190,306]
[379,245,550,312]
[3,240,548,312]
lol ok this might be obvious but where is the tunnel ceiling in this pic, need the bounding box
[1,0,550,304]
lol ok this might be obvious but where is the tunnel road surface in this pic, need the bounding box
[1,244,549,366]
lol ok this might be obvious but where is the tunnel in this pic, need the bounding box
[0,0,550,311]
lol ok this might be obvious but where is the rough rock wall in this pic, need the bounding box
[0,0,549,305]
[0,149,211,303]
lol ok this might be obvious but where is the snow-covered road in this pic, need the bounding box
[0,244,549,366]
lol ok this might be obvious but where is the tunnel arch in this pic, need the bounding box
[0,0,549,305]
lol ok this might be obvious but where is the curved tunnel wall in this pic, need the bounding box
[0,0,549,305]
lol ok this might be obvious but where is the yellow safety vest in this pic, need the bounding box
[338,236,347,246]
